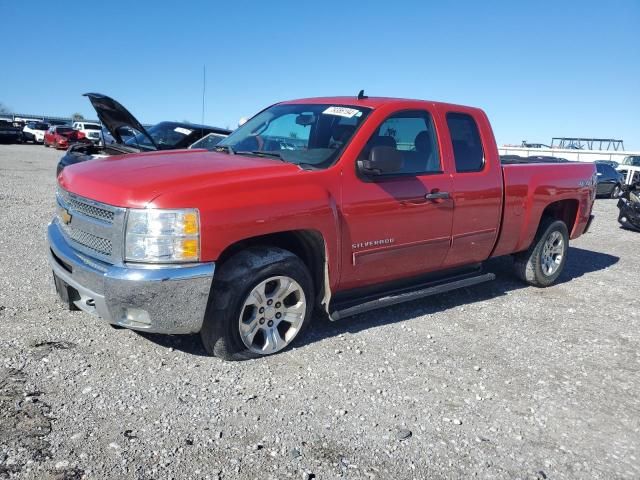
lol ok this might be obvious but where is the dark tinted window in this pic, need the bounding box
[446,113,484,172]
[359,110,441,174]
[597,164,616,178]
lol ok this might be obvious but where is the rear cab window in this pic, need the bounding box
[446,112,484,172]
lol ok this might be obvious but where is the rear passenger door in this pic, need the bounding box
[339,109,454,290]
[441,111,503,268]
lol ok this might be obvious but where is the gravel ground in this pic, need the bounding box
[0,144,638,480]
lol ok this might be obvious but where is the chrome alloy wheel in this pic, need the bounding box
[541,230,565,276]
[238,276,307,355]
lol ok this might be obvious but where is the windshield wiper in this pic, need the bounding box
[245,150,283,159]
[214,145,235,155]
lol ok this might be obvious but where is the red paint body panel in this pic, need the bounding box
[45,128,85,150]
[491,162,596,257]
[58,96,596,294]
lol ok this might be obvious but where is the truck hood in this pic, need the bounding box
[83,92,157,148]
[58,149,300,208]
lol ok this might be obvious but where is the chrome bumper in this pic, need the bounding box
[47,221,215,334]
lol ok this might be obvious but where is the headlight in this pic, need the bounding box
[125,208,200,263]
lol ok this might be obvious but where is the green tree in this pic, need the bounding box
[0,102,10,114]
[71,113,85,121]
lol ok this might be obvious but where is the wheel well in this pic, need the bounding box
[541,199,579,233]
[217,230,327,305]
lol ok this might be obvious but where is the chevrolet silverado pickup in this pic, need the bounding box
[49,95,597,360]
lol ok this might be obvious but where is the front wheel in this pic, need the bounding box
[200,247,314,360]
[514,218,569,287]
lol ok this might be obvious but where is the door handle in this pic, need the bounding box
[425,191,450,200]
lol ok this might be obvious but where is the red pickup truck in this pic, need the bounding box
[49,96,597,360]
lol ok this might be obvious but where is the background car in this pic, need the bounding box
[594,159,619,169]
[595,162,624,198]
[72,121,102,145]
[44,125,88,150]
[22,121,50,143]
[101,125,136,145]
[188,131,229,150]
[0,120,23,143]
[56,93,231,175]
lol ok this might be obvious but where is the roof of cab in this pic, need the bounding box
[280,96,481,112]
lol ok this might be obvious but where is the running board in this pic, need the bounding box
[329,272,495,321]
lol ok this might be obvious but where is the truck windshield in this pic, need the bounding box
[216,103,372,168]
[622,156,640,166]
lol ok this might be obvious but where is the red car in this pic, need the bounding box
[50,95,596,359]
[44,125,87,150]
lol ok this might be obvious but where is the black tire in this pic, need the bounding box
[611,184,621,199]
[200,247,315,360]
[514,217,569,287]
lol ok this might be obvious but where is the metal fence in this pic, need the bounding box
[0,112,99,124]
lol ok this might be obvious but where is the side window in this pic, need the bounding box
[447,112,484,172]
[358,110,441,175]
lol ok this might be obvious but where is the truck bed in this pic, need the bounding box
[491,162,596,257]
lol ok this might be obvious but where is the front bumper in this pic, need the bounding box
[47,221,215,333]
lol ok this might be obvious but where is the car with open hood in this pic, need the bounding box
[56,93,231,175]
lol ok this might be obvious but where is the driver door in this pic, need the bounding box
[339,109,454,290]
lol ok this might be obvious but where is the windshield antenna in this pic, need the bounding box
[357,89,368,100]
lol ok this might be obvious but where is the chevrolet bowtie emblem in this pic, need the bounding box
[60,207,72,225]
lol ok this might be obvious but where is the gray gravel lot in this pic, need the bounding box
[0,144,638,480]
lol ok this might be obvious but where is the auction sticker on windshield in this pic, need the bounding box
[174,127,193,136]
[323,106,361,118]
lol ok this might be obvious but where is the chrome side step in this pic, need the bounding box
[329,272,495,321]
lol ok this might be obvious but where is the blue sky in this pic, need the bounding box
[2,0,639,148]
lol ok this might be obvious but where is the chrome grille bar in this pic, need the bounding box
[55,188,126,264]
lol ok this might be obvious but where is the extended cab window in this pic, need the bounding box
[358,110,441,175]
[447,112,484,172]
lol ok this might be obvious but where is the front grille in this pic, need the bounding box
[65,196,114,223]
[60,223,113,256]
[56,188,126,263]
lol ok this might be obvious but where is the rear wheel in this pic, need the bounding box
[611,184,622,198]
[200,247,314,360]
[514,218,569,287]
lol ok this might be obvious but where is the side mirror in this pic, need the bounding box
[357,146,403,177]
